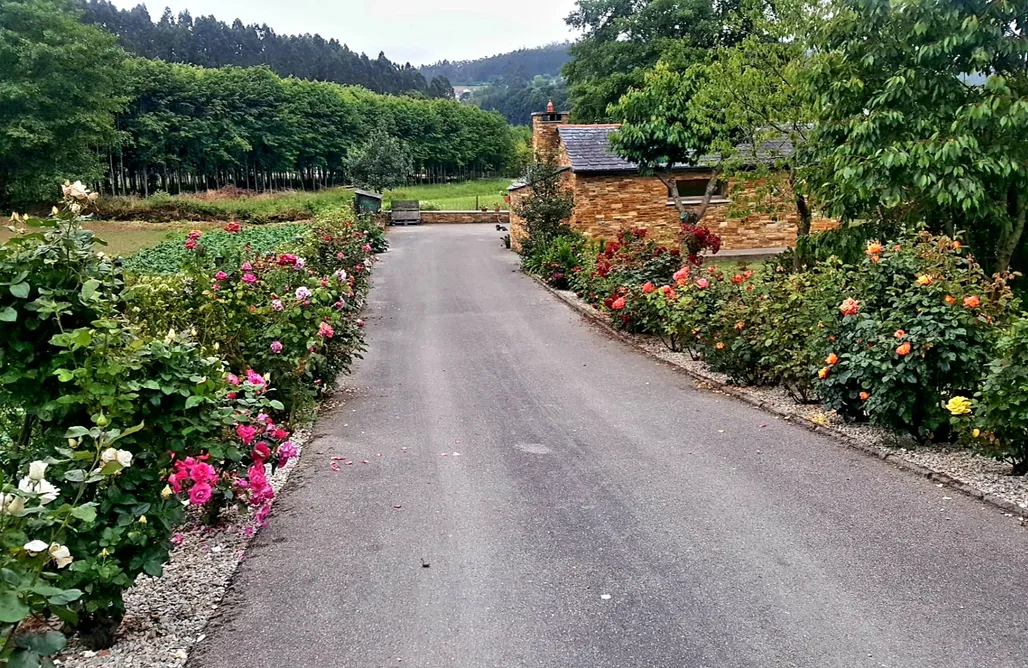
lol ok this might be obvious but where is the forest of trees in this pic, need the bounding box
[420,43,570,85]
[475,76,570,126]
[76,0,454,98]
[0,0,520,206]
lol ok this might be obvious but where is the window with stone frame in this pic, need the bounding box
[667,178,729,203]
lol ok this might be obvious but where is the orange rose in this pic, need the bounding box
[963,295,981,308]
[865,241,884,256]
[734,321,745,330]
[896,341,912,356]
[826,353,839,366]
[870,255,880,263]
[894,329,905,338]
[952,240,962,250]
[915,274,934,286]
[715,341,725,350]
[859,391,870,401]
[818,367,830,379]
[944,295,957,305]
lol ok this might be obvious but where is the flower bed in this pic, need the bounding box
[0,183,383,663]
[519,221,1028,476]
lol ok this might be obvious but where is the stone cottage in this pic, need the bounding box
[508,109,834,252]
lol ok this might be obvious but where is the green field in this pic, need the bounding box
[384,178,511,211]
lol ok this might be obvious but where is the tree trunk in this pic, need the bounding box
[997,188,1027,274]
[793,182,813,271]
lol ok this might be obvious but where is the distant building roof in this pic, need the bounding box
[556,125,794,174]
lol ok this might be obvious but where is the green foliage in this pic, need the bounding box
[0,0,127,204]
[814,233,1016,439]
[521,234,586,289]
[95,187,355,224]
[345,130,414,194]
[0,182,377,651]
[124,225,308,274]
[804,0,1028,274]
[421,43,571,85]
[562,0,750,122]
[475,76,570,126]
[79,0,452,97]
[959,316,1028,474]
[512,162,575,261]
[607,60,725,222]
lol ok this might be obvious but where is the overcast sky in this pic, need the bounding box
[108,0,580,65]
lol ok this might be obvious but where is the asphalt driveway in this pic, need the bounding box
[194,224,1028,668]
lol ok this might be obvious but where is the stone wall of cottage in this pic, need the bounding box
[570,173,835,250]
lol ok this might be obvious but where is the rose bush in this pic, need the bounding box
[0,185,378,652]
[521,223,1023,464]
[814,234,1016,439]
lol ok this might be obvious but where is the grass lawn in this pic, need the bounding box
[0,220,230,256]
[384,178,511,211]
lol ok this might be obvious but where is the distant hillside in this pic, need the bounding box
[420,43,571,85]
[76,0,453,97]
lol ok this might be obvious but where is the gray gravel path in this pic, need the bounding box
[193,224,1028,668]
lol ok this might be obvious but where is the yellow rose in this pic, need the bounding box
[945,396,972,416]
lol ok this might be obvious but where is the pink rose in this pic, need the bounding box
[215,271,228,281]
[236,424,258,446]
[189,482,212,505]
[184,240,198,250]
[270,341,283,354]
[225,373,240,386]
[696,278,710,289]
[356,319,365,327]
[277,441,297,466]
[190,462,217,484]
[245,369,266,386]
[252,442,271,462]
[318,322,334,338]
[242,273,257,284]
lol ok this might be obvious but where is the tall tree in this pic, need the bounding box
[76,0,451,98]
[562,0,748,121]
[608,60,730,223]
[687,1,818,266]
[805,0,1028,274]
[0,0,126,206]
[344,129,414,193]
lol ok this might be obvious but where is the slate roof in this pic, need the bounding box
[556,125,794,174]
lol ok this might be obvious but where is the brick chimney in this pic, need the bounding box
[531,107,568,163]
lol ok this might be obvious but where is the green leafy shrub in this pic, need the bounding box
[951,315,1028,474]
[0,184,376,653]
[123,224,308,274]
[814,233,1016,439]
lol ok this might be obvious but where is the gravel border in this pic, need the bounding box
[532,274,1028,521]
[54,427,314,667]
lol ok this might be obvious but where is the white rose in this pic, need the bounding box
[24,540,48,555]
[49,543,73,569]
[116,450,133,467]
[18,477,60,505]
[28,461,47,482]
[68,181,88,200]
[0,494,25,516]
[100,448,118,463]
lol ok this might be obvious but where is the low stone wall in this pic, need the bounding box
[421,210,510,225]
[381,210,510,226]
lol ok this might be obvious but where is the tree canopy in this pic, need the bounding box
[421,43,571,85]
[474,76,570,125]
[77,0,453,98]
[804,0,1028,273]
[562,0,750,121]
[0,0,126,204]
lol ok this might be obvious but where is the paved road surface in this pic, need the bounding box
[194,224,1028,668]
